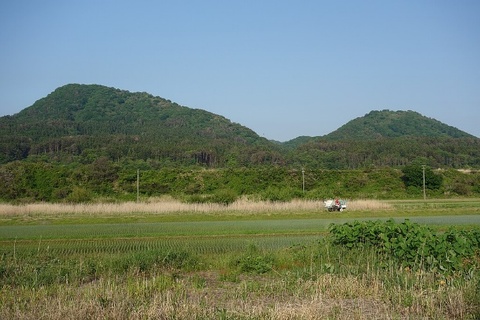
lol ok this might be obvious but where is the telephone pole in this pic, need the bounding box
[422,165,426,200]
[137,169,140,202]
[302,168,305,193]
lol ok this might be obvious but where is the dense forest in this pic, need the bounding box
[0,84,283,167]
[1,84,479,203]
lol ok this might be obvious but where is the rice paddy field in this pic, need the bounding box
[1,198,479,319]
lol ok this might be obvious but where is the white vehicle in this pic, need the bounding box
[324,199,347,212]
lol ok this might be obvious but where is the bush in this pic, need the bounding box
[66,187,93,203]
[329,219,480,274]
[260,186,299,202]
[402,164,443,190]
[111,249,199,273]
[182,189,238,205]
[210,189,238,205]
[232,244,276,274]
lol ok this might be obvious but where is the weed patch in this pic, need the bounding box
[329,219,480,274]
[231,244,276,274]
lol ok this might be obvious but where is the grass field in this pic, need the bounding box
[1,198,479,319]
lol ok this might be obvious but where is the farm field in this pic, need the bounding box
[1,198,479,319]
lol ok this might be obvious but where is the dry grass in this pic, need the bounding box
[0,198,392,217]
[1,271,472,320]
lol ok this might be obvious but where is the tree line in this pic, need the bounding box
[1,159,478,203]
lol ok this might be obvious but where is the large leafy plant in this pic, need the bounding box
[329,219,480,274]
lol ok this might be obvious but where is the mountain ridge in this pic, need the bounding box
[0,84,283,166]
[323,109,475,140]
[4,83,477,141]
[1,83,479,168]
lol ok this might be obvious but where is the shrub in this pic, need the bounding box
[329,219,480,274]
[402,164,443,190]
[111,249,199,273]
[210,189,238,205]
[181,189,237,205]
[260,186,299,202]
[231,244,276,274]
[66,186,93,203]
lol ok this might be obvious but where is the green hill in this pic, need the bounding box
[0,84,283,166]
[1,85,479,170]
[323,110,475,140]
[283,110,480,169]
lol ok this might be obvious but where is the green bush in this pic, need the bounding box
[210,189,238,205]
[402,164,443,190]
[231,245,276,274]
[182,189,237,205]
[66,186,93,203]
[260,186,298,202]
[108,249,199,274]
[329,219,480,274]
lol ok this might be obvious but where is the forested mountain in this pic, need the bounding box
[283,110,480,169]
[287,136,480,169]
[0,84,283,166]
[1,84,479,169]
[323,110,475,140]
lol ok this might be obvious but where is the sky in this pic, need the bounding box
[1,1,479,141]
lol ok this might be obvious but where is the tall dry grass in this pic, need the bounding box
[1,270,471,320]
[0,198,392,216]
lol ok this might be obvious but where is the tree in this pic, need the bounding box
[402,164,443,190]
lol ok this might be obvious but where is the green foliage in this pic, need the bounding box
[402,164,443,190]
[442,168,480,196]
[2,86,480,170]
[324,110,475,140]
[231,244,276,274]
[66,187,93,203]
[0,161,72,202]
[259,186,299,202]
[0,84,282,167]
[182,189,238,205]
[0,249,199,288]
[329,219,480,274]
[290,136,480,169]
[1,84,480,202]
[115,249,198,272]
[210,189,238,205]
[1,222,479,319]
[2,160,480,203]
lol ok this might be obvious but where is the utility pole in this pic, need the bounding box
[302,168,305,193]
[137,169,140,202]
[422,165,426,200]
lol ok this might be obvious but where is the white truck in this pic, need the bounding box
[324,199,347,212]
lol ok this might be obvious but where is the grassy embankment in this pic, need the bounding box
[0,198,479,319]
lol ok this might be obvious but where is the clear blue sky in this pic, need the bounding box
[1,0,479,141]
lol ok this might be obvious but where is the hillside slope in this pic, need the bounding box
[284,110,480,169]
[0,84,283,166]
[323,110,475,140]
